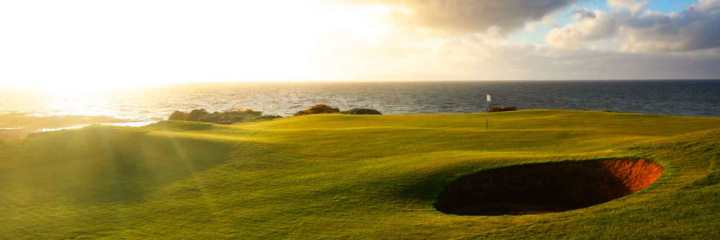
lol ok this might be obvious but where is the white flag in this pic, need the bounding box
[486,94,492,102]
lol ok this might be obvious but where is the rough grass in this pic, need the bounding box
[0,110,719,239]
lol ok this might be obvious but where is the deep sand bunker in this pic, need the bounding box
[435,159,663,215]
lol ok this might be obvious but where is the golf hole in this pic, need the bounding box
[435,159,663,215]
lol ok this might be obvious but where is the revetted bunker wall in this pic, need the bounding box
[435,159,663,215]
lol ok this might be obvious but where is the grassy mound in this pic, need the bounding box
[0,110,719,239]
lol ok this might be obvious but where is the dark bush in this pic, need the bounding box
[168,108,280,124]
[294,104,340,116]
[489,106,518,112]
[169,111,191,121]
[342,108,382,115]
[189,109,210,121]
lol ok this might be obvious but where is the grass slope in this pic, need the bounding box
[0,110,719,239]
[0,113,123,139]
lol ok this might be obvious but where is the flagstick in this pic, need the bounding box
[485,94,492,131]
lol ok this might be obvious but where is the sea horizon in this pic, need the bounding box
[3,79,720,120]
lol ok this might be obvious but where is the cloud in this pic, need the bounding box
[515,47,720,80]
[547,0,720,52]
[546,10,618,49]
[2,0,717,85]
[622,1,720,52]
[318,32,720,81]
[350,0,574,34]
[608,0,647,13]
[573,9,598,19]
[316,0,720,81]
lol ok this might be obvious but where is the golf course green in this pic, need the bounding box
[0,110,719,239]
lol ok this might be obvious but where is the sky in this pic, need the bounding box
[1,0,719,92]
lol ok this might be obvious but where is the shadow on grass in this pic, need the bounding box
[384,162,501,202]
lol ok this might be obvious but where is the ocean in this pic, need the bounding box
[2,80,720,120]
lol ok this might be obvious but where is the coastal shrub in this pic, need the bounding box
[342,108,382,115]
[189,109,210,120]
[489,106,518,112]
[169,111,191,121]
[168,108,280,124]
[295,104,340,116]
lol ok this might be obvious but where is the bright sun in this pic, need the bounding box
[0,0,398,95]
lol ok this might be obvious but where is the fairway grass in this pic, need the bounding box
[0,110,719,239]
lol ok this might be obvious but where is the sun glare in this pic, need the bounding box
[0,1,399,93]
[341,5,396,42]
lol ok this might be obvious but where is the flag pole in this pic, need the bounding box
[486,94,492,130]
